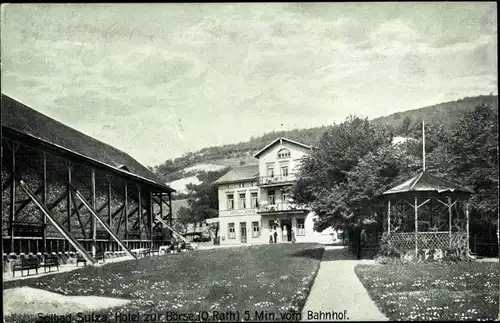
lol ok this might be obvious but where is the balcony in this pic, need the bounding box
[257,202,306,214]
[257,174,297,187]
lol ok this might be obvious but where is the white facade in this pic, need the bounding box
[215,138,338,245]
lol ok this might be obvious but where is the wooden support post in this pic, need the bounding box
[42,151,47,252]
[150,192,153,248]
[124,182,128,247]
[91,168,96,257]
[159,193,163,243]
[9,141,16,252]
[137,184,142,239]
[67,164,72,232]
[387,198,391,234]
[168,192,172,227]
[107,178,112,246]
[414,196,418,256]
[448,196,452,249]
[465,202,470,253]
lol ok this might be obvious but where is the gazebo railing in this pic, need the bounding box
[388,231,468,253]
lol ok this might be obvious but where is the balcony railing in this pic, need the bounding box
[257,202,306,214]
[257,173,297,186]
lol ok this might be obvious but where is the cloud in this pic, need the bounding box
[1,3,497,166]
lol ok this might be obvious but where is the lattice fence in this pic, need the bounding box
[388,231,468,253]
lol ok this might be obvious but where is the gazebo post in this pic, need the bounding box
[465,202,469,253]
[448,196,452,249]
[387,198,391,234]
[414,196,418,256]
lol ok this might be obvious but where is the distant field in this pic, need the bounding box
[4,244,325,323]
[355,261,499,321]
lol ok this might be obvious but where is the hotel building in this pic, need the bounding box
[213,137,336,245]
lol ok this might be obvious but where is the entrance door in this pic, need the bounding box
[240,222,247,243]
[281,220,292,242]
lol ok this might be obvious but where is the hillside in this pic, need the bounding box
[153,94,497,193]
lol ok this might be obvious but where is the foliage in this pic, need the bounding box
[185,168,230,225]
[150,95,498,184]
[4,244,324,323]
[293,116,392,231]
[355,261,499,320]
[294,101,499,235]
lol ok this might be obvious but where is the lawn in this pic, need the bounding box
[4,243,324,322]
[355,261,499,321]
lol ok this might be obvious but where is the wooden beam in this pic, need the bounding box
[116,206,124,235]
[42,151,47,252]
[71,193,87,238]
[47,192,68,211]
[9,141,17,251]
[168,192,173,228]
[91,168,96,257]
[14,186,44,216]
[150,192,153,246]
[107,178,112,232]
[414,196,418,256]
[1,174,12,192]
[67,163,72,232]
[82,202,109,228]
[137,185,142,238]
[124,182,128,245]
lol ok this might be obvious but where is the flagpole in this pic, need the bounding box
[422,120,426,172]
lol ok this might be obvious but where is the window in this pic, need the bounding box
[297,218,305,236]
[228,223,236,239]
[227,194,234,210]
[281,165,288,177]
[239,182,245,188]
[251,181,257,187]
[252,221,260,238]
[283,193,290,203]
[267,166,274,178]
[278,148,291,158]
[268,190,275,204]
[251,192,258,208]
[239,193,246,209]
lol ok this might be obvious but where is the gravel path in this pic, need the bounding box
[301,246,388,321]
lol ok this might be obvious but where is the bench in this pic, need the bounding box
[77,251,105,266]
[139,249,150,258]
[43,255,59,273]
[150,248,159,256]
[76,254,87,266]
[12,258,40,277]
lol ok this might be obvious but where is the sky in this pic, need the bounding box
[1,3,497,167]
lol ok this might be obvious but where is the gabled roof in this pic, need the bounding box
[1,93,174,192]
[383,171,474,195]
[212,165,259,185]
[254,137,314,158]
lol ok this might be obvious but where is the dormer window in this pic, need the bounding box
[278,148,290,158]
[118,165,130,172]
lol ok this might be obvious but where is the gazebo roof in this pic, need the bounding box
[383,171,474,195]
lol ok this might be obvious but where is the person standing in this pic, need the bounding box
[291,230,296,244]
[269,228,274,244]
[273,229,278,244]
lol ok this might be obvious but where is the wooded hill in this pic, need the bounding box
[151,95,497,184]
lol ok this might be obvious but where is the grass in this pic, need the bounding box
[355,261,499,321]
[4,243,324,322]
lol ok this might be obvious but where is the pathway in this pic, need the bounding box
[301,246,388,321]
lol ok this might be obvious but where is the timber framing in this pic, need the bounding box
[1,94,175,258]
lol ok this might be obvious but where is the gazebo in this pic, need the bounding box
[382,170,474,259]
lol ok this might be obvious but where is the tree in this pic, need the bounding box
[445,104,498,228]
[175,206,194,232]
[293,116,391,231]
[185,168,231,225]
